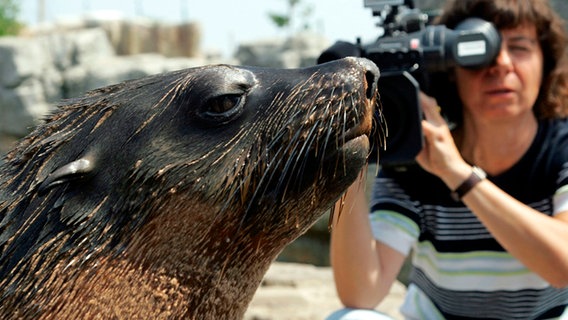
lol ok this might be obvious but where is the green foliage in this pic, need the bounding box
[268,0,313,32]
[269,13,290,28]
[0,0,21,36]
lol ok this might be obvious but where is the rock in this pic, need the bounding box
[277,212,332,266]
[0,28,115,138]
[0,21,210,144]
[0,80,53,136]
[235,31,329,68]
[40,66,64,103]
[155,22,202,58]
[34,28,114,71]
[62,54,207,98]
[245,262,406,320]
[82,17,202,58]
[66,28,116,66]
[235,38,287,68]
[62,54,161,97]
[0,37,47,88]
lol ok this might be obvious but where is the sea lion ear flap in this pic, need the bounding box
[38,158,94,195]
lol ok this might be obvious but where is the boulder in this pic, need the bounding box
[0,80,53,136]
[235,31,329,68]
[0,37,48,88]
[63,54,206,98]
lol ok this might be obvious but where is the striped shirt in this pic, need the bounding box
[370,119,568,319]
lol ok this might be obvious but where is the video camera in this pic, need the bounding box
[318,0,501,167]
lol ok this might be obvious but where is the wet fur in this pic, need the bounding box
[0,57,380,319]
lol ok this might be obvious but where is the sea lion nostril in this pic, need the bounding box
[365,70,378,100]
[355,58,379,100]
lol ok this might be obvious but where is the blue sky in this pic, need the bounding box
[18,0,380,57]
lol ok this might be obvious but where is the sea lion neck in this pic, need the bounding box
[118,200,281,319]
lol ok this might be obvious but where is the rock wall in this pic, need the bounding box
[0,26,213,153]
[235,31,329,69]
[25,17,202,58]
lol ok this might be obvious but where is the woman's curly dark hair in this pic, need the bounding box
[431,0,568,122]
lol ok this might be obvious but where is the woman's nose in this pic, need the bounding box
[488,44,514,74]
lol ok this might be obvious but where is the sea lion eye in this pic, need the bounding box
[209,94,242,114]
[199,93,246,124]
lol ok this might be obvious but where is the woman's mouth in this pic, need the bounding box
[485,87,515,97]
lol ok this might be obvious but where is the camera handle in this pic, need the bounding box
[376,71,423,167]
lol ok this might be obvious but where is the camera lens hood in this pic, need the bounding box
[452,18,501,69]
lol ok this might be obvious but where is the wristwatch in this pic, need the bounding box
[451,166,487,201]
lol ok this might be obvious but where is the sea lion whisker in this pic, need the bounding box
[371,95,387,167]
[318,107,339,169]
[272,121,317,194]
[236,125,310,219]
[221,134,289,215]
[328,192,346,231]
[327,165,368,230]
[249,142,302,213]
[287,124,320,191]
[203,129,250,169]
[339,99,349,175]
[279,96,333,193]
[210,142,241,168]
[355,95,366,125]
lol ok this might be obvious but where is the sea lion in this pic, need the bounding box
[0,57,380,319]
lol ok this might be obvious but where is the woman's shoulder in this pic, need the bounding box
[544,117,568,132]
[535,118,568,171]
[541,118,568,146]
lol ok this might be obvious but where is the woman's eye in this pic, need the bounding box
[506,38,537,55]
[509,45,530,52]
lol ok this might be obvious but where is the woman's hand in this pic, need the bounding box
[415,92,471,190]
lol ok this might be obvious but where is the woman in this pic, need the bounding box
[328,0,568,319]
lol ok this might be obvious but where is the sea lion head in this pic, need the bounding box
[0,57,380,318]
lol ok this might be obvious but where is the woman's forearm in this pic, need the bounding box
[329,175,405,307]
[462,179,568,287]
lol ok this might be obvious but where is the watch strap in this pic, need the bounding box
[451,166,486,201]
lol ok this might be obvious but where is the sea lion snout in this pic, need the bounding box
[339,56,380,101]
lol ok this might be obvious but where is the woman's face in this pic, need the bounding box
[455,23,543,124]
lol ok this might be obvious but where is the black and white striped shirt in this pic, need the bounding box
[370,119,568,319]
